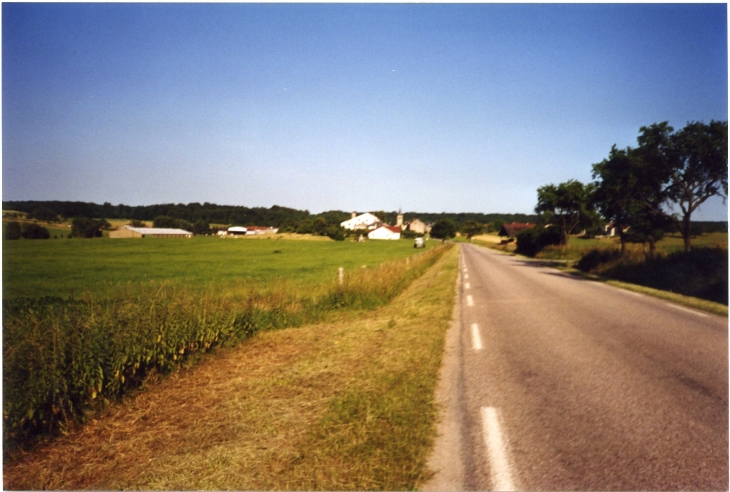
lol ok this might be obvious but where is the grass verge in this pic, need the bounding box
[3,246,460,490]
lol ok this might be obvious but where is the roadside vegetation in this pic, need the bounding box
[3,245,459,490]
[3,235,450,453]
[483,120,728,307]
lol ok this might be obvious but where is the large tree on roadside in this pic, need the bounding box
[430,219,456,240]
[591,145,670,258]
[461,220,486,240]
[636,120,728,252]
[535,180,596,245]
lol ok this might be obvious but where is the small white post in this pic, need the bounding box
[338,267,344,285]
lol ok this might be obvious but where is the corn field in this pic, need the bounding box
[3,244,450,449]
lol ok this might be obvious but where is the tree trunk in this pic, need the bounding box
[647,235,657,260]
[618,227,626,255]
[682,215,692,253]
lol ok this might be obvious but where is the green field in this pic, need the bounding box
[3,236,438,299]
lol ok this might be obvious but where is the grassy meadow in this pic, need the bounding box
[3,231,450,452]
[4,244,460,490]
[3,234,439,299]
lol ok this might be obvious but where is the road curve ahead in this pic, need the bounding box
[451,244,727,490]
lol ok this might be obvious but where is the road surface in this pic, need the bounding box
[426,244,727,490]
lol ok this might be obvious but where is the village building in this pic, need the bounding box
[498,222,536,238]
[109,227,193,239]
[341,212,381,231]
[226,226,248,236]
[405,218,430,234]
[244,226,279,235]
[368,225,402,240]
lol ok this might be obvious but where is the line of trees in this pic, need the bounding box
[532,120,727,255]
[3,200,538,233]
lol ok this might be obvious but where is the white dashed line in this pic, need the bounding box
[467,295,474,306]
[465,282,471,290]
[666,303,709,318]
[481,407,517,491]
[471,323,483,350]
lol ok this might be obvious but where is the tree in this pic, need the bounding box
[487,219,505,233]
[461,220,486,240]
[430,219,457,240]
[71,217,103,238]
[191,220,210,235]
[636,120,728,252]
[5,221,22,240]
[21,223,50,239]
[28,206,58,222]
[535,180,597,245]
[591,146,670,258]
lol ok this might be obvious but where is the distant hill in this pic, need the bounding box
[2,200,539,228]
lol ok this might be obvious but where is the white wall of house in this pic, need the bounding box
[368,226,401,240]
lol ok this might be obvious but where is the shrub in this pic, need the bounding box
[70,218,103,238]
[515,226,562,257]
[576,248,624,272]
[577,246,727,305]
[21,223,50,240]
[5,221,22,240]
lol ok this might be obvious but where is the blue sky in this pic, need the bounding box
[3,3,728,219]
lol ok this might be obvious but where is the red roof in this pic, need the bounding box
[499,223,535,237]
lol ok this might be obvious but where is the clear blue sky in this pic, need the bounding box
[3,3,728,219]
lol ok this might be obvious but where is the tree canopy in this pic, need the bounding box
[535,180,597,245]
[592,120,728,252]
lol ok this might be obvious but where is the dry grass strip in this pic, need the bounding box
[4,246,459,490]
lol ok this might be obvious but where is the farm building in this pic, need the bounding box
[109,227,193,239]
[368,225,401,240]
[405,218,430,234]
[222,226,278,237]
[498,223,535,238]
[245,226,278,235]
[341,212,381,231]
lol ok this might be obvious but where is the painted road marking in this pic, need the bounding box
[467,295,474,306]
[465,282,471,289]
[594,282,643,297]
[666,303,709,318]
[481,407,517,491]
[471,323,483,350]
[464,273,469,280]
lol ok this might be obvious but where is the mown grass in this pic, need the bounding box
[3,245,460,490]
[3,235,439,299]
[3,241,450,453]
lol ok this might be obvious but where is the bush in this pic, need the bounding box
[430,219,456,240]
[515,226,562,257]
[576,248,624,272]
[577,246,728,305]
[21,223,50,240]
[5,221,22,240]
[70,218,103,238]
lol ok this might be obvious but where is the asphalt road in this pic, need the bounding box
[431,244,728,491]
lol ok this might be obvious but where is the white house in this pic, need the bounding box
[341,212,381,231]
[368,225,401,240]
[226,226,248,237]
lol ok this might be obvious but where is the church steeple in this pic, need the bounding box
[396,208,403,228]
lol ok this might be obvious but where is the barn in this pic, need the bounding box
[109,227,193,239]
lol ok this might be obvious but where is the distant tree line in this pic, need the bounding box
[3,200,539,233]
[523,120,727,257]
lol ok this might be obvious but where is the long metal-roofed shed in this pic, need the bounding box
[109,227,193,238]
